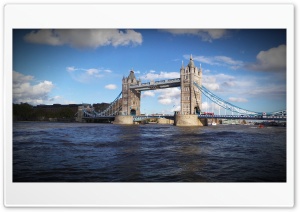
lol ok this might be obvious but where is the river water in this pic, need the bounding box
[13,122,286,182]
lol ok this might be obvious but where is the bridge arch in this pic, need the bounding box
[194,106,200,115]
[130,109,136,116]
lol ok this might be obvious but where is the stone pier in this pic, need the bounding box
[174,114,207,126]
[113,115,134,124]
[157,118,174,125]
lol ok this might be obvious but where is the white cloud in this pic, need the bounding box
[13,71,55,105]
[174,105,181,111]
[140,71,180,80]
[247,44,286,72]
[185,54,244,69]
[245,83,286,97]
[192,56,214,65]
[13,70,34,83]
[105,84,117,90]
[141,91,155,98]
[66,66,77,73]
[66,66,111,83]
[158,98,172,105]
[86,69,103,78]
[202,73,236,91]
[162,29,228,42]
[201,101,209,110]
[155,87,181,106]
[203,83,220,91]
[24,29,143,48]
[215,56,243,66]
[202,75,220,91]
[228,97,248,103]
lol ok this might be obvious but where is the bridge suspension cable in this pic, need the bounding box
[83,92,122,117]
[193,82,260,115]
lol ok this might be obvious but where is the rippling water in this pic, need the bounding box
[13,122,286,182]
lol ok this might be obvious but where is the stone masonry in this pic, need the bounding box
[121,70,141,116]
[180,55,202,115]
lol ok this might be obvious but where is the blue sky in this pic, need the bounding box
[13,29,286,115]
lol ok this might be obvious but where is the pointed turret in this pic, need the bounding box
[180,60,185,73]
[198,63,202,76]
[127,69,137,84]
[188,54,195,68]
[128,70,136,80]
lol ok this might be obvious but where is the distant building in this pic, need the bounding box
[33,103,84,114]
[92,103,110,112]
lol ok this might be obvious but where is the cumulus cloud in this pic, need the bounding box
[228,97,248,103]
[140,71,180,80]
[162,29,229,42]
[201,101,209,110]
[203,73,236,92]
[141,91,155,98]
[13,71,54,105]
[203,82,220,91]
[246,44,286,72]
[202,75,220,91]
[24,29,143,48]
[155,87,181,105]
[105,84,117,90]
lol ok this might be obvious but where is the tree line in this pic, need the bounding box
[13,103,76,121]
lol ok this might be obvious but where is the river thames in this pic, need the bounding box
[13,122,286,182]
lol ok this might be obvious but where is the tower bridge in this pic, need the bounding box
[77,55,286,126]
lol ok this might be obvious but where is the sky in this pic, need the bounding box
[13,29,286,115]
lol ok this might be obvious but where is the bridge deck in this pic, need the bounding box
[129,78,181,91]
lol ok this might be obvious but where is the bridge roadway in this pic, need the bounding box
[133,115,286,121]
[82,114,286,121]
[129,78,181,91]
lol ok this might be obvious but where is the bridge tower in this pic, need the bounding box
[180,55,202,115]
[121,70,141,116]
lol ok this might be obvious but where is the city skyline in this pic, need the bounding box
[13,29,286,115]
